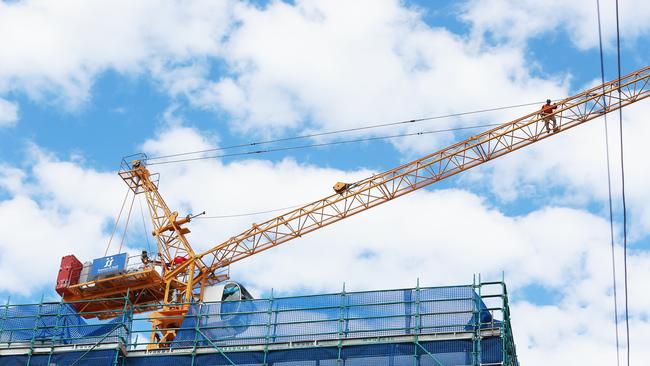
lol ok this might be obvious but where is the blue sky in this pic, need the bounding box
[1,0,649,364]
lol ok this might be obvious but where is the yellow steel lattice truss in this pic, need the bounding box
[194,66,650,276]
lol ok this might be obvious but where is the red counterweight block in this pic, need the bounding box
[55,255,83,297]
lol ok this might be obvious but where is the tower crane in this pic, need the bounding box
[54,65,650,348]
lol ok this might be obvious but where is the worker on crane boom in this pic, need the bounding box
[540,99,558,133]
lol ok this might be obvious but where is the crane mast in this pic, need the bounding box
[119,161,212,303]
[57,65,650,348]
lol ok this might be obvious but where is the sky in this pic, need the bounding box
[0,0,649,364]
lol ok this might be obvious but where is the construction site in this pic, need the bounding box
[0,61,648,365]
[2,0,650,364]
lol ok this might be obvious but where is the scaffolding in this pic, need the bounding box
[0,277,518,365]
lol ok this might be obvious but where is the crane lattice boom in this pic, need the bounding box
[191,65,650,279]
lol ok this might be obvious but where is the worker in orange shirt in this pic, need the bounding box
[540,99,558,133]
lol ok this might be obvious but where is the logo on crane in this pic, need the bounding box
[103,257,114,268]
[91,253,127,277]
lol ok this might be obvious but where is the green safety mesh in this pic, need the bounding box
[173,285,493,347]
[0,284,517,365]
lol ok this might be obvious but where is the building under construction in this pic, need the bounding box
[1,66,649,365]
[0,278,516,365]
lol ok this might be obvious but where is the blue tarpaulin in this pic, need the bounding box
[174,285,494,347]
[0,284,514,365]
[0,302,126,344]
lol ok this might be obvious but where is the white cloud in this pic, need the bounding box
[461,0,650,50]
[0,98,18,126]
[0,0,235,108]
[173,0,567,150]
[0,196,108,293]
[0,153,123,293]
[0,164,25,193]
[0,0,570,143]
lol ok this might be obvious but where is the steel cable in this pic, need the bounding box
[117,192,136,254]
[139,196,153,254]
[105,189,131,256]
[596,1,621,364]
[144,100,554,163]
[614,1,631,364]
[195,203,306,219]
[146,123,503,165]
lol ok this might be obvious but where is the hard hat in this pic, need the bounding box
[546,99,551,103]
